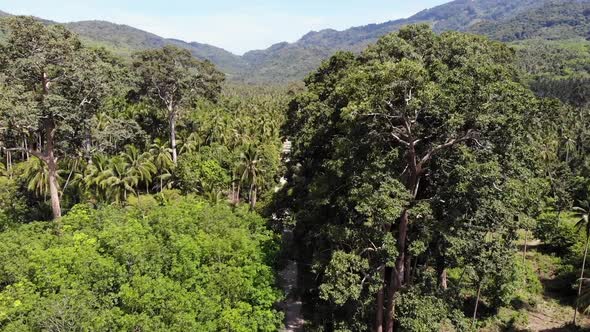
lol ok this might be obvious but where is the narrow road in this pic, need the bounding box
[279,229,304,331]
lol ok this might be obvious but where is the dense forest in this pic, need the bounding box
[0,1,590,331]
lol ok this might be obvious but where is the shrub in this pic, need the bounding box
[534,213,577,254]
[0,197,283,331]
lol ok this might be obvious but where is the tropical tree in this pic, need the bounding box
[238,144,262,210]
[99,157,137,203]
[84,154,111,203]
[122,145,156,194]
[22,157,51,199]
[0,16,125,220]
[281,25,544,331]
[132,46,224,164]
[150,138,174,191]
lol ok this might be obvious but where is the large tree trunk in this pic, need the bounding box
[45,121,61,220]
[47,157,61,220]
[169,107,178,165]
[384,209,410,332]
[84,129,92,162]
[375,269,385,332]
[436,252,448,290]
[405,255,412,286]
[440,269,448,290]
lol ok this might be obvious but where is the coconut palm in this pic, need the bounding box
[59,156,86,204]
[122,145,156,194]
[22,157,51,199]
[180,133,202,155]
[574,199,590,325]
[150,138,174,192]
[84,154,111,202]
[238,144,262,210]
[99,156,137,203]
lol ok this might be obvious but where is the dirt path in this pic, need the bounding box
[521,238,590,331]
[279,259,304,331]
[279,229,304,331]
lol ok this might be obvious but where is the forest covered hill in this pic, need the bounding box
[1,2,590,331]
[471,0,590,41]
[2,0,590,83]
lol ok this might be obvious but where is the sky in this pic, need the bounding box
[0,0,449,55]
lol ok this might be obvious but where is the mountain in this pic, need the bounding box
[63,21,247,78]
[1,0,589,83]
[238,0,547,83]
[470,1,590,41]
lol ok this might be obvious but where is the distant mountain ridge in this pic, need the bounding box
[63,21,248,79]
[471,0,590,41]
[1,0,589,83]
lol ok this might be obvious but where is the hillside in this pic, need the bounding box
[64,21,248,78]
[1,0,589,83]
[471,0,590,41]
[238,0,546,83]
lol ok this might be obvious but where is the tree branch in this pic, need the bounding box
[6,147,45,160]
[418,129,475,171]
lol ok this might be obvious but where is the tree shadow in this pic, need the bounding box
[539,323,586,331]
[539,273,577,307]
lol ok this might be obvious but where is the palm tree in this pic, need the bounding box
[150,139,174,192]
[574,199,590,325]
[99,156,137,204]
[238,144,262,210]
[58,156,87,206]
[0,161,6,178]
[84,154,110,202]
[22,157,51,199]
[122,145,156,194]
[180,133,202,155]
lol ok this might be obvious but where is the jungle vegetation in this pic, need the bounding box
[0,4,590,331]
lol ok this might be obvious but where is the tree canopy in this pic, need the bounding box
[280,24,548,331]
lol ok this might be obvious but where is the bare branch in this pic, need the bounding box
[391,132,410,147]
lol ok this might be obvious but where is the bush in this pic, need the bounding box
[395,288,451,332]
[176,153,230,195]
[534,213,577,254]
[0,197,283,331]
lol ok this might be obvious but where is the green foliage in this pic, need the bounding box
[534,213,578,254]
[319,251,368,305]
[0,198,283,331]
[395,289,453,332]
[177,153,230,196]
[282,24,546,329]
[0,176,27,228]
[472,1,590,42]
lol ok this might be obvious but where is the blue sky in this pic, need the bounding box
[0,0,449,54]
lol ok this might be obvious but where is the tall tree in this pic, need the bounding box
[282,25,544,331]
[239,144,262,210]
[0,17,124,220]
[132,46,224,164]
